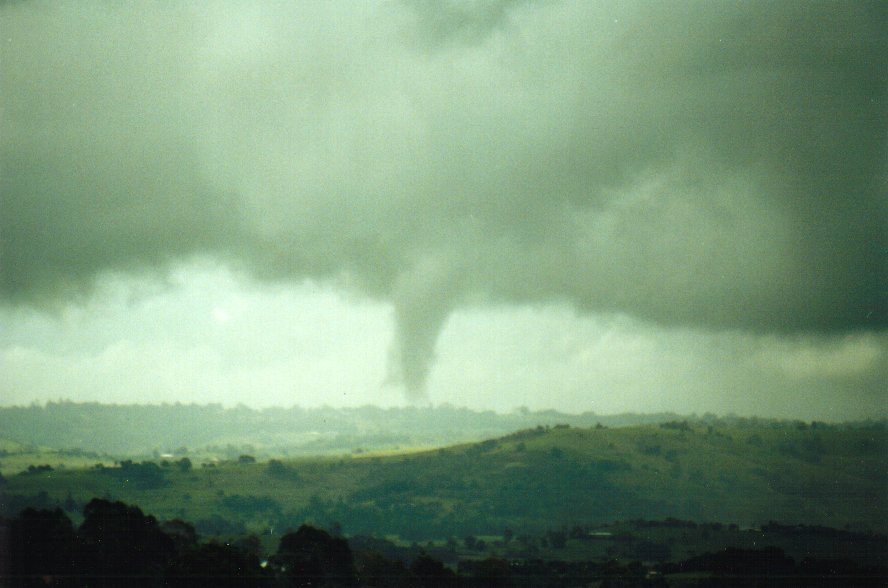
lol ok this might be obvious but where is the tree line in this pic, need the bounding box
[4,498,887,587]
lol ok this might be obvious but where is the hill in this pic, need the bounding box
[2,420,885,545]
[0,401,700,456]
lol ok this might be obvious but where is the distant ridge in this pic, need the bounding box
[0,401,883,456]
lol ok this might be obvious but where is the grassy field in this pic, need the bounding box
[2,421,886,555]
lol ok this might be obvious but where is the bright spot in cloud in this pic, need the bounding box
[212,307,230,324]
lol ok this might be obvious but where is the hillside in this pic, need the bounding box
[0,402,698,456]
[2,421,885,544]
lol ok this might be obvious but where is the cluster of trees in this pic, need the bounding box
[659,545,888,584]
[20,464,54,475]
[5,499,342,586]
[103,459,167,489]
[5,498,886,587]
[4,499,517,587]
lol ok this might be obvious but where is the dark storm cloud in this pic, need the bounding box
[1,0,885,396]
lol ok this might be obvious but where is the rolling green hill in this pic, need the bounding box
[0,401,715,457]
[3,420,885,546]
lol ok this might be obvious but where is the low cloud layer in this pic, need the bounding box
[2,1,886,397]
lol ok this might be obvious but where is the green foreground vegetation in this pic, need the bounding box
[3,421,885,543]
[2,417,886,585]
[6,498,887,587]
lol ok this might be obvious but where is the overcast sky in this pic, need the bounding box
[1,1,885,419]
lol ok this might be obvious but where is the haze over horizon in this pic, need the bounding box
[1,1,886,421]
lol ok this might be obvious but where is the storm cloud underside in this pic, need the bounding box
[1,1,886,397]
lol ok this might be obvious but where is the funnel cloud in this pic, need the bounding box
[1,1,886,398]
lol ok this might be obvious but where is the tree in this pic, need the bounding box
[354,551,412,587]
[162,518,199,552]
[474,557,512,587]
[177,457,193,472]
[273,524,356,587]
[267,459,300,480]
[117,460,167,488]
[167,541,265,588]
[9,508,78,581]
[410,554,456,588]
[23,464,53,475]
[78,498,176,582]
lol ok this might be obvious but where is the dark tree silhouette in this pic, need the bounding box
[166,541,266,588]
[162,518,199,552]
[410,553,457,588]
[354,551,413,587]
[8,507,77,583]
[78,498,176,585]
[273,524,357,587]
[473,556,512,587]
